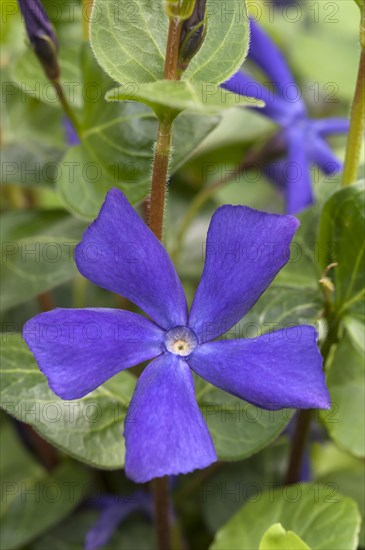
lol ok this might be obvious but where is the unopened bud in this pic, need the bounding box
[178,0,207,75]
[165,0,196,20]
[17,0,60,81]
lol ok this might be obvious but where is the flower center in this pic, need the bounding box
[164,326,198,357]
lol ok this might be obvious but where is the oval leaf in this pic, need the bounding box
[321,326,365,458]
[197,379,293,461]
[106,80,263,120]
[1,211,86,313]
[90,0,249,85]
[211,484,361,550]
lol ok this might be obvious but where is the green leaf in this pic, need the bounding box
[57,45,218,219]
[0,211,86,313]
[244,285,322,333]
[202,442,289,533]
[0,420,90,550]
[312,442,364,546]
[259,524,310,549]
[2,80,66,187]
[0,334,136,469]
[0,0,25,58]
[321,327,365,457]
[107,80,263,120]
[211,484,361,550]
[316,467,365,548]
[90,0,249,85]
[344,315,365,354]
[196,379,292,461]
[318,181,365,317]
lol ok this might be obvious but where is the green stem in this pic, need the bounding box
[53,80,82,138]
[342,18,365,186]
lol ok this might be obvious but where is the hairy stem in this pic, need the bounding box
[149,119,173,241]
[164,17,183,81]
[148,17,183,240]
[342,49,365,186]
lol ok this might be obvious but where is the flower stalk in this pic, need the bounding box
[149,118,173,241]
[17,0,81,138]
[53,81,82,138]
[148,14,183,240]
[342,5,365,186]
[149,8,185,549]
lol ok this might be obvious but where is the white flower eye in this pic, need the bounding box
[164,326,198,357]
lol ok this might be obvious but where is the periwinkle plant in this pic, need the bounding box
[11,0,364,548]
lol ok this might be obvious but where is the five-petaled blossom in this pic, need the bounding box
[23,189,330,483]
[222,18,349,214]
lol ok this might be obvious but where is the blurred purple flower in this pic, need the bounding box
[63,117,80,146]
[23,189,330,483]
[17,0,60,80]
[85,493,153,550]
[222,18,349,213]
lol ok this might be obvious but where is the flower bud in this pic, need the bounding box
[165,0,196,20]
[178,0,207,75]
[17,0,60,81]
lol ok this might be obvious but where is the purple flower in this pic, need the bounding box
[23,189,330,482]
[17,0,60,80]
[85,493,153,550]
[222,18,349,214]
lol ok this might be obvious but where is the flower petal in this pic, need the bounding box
[221,71,289,125]
[75,189,188,329]
[124,354,217,483]
[309,136,343,175]
[23,308,164,399]
[188,205,299,342]
[249,18,294,88]
[249,19,306,118]
[284,127,314,214]
[311,118,350,137]
[188,327,330,410]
